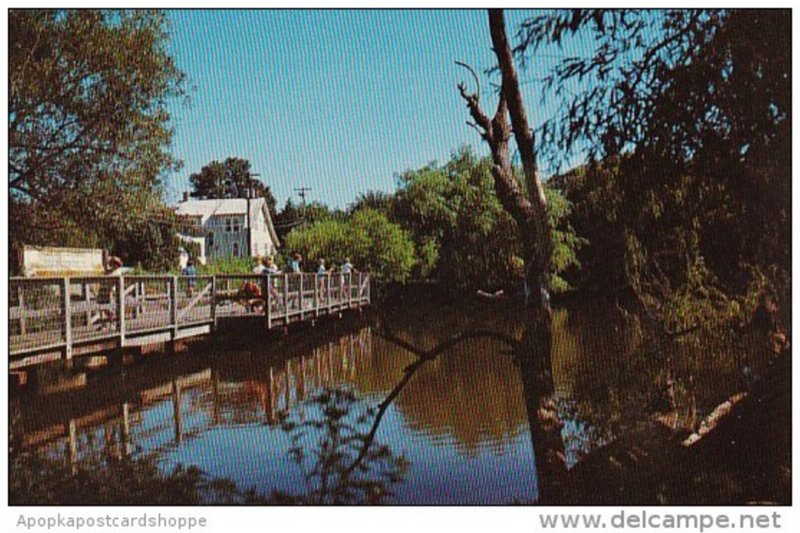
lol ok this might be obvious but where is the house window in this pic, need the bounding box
[232,242,240,257]
[206,232,214,249]
[225,217,241,233]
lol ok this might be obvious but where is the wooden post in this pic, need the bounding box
[266,274,272,329]
[62,278,73,361]
[210,276,217,331]
[172,379,183,443]
[17,285,27,335]
[170,276,178,341]
[285,359,292,408]
[121,402,132,456]
[327,274,332,312]
[314,274,320,317]
[298,356,306,401]
[341,274,346,310]
[84,280,91,327]
[267,367,275,424]
[68,418,78,475]
[212,369,220,426]
[284,273,289,323]
[349,272,353,308]
[117,276,126,346]
[133,282,140,319]
[299,274,304,319]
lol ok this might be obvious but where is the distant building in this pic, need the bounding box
[175,197,280,263]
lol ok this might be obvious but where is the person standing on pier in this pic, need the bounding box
[181,259,197,296]
[98,256,123,326]
[265,256,280,275]
[263,256,283,310]
[252,255,267,275]
[340,258,355,274]
[289,252,303,274]
[340,258,356,300]
[317,258,327,300]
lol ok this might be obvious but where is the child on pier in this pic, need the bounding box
[289,252,303,274]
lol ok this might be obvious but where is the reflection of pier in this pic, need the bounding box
[18,327,373,468]
[9,272,371,369]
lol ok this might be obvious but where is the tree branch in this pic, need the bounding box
[343,317,518,475]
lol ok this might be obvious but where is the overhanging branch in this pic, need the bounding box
[344,317,518,475]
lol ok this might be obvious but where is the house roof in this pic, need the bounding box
[176,198,258,218]
[175,198,280,246]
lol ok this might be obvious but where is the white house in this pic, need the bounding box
[175,197,280,263]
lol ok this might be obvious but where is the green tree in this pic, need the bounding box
[517,9,790,326]
[9,10,185,266]
[188,157,278,217]
[392,148,581,291]
[274,198,343,241]
[285,209,414,283]
[550,159,628,293]
[348,190,395,215]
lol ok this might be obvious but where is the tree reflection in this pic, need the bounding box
[271,387,408,504]
[338,310,570,502]
[513,318,569,502]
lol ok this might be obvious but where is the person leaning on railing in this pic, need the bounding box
[256,256,283,311]
[97,256,123,327]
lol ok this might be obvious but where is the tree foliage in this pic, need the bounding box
[390,148,581,292]
[273,198,344,241]
[517,9,790,327]
[272,388,407,504]
[9,9,185,269]
[348,190,395,215]
[285,209,415,283]
[188,157,278,216]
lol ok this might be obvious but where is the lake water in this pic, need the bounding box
[11,299,781,504]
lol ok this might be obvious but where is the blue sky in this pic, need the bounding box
[163,10,578,208]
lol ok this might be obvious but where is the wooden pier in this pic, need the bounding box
[9,272,371,370]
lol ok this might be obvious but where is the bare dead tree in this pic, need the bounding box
[457,9,568,498]
[458,11,553,312]
[345,9,570,500]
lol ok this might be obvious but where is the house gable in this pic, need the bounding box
[176,197,280,260]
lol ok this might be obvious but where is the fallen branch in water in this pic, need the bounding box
[681,392,748,447]
[477,289,505,299]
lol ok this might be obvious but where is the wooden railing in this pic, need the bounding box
[9,272,371,362]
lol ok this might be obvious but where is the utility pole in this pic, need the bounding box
[247,173,261,257]
[294,186,312,224]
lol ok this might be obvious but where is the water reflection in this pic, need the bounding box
[11,299,781,504]
[273,387,407,504]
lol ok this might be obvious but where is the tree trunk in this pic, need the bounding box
[459,9,567,500]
